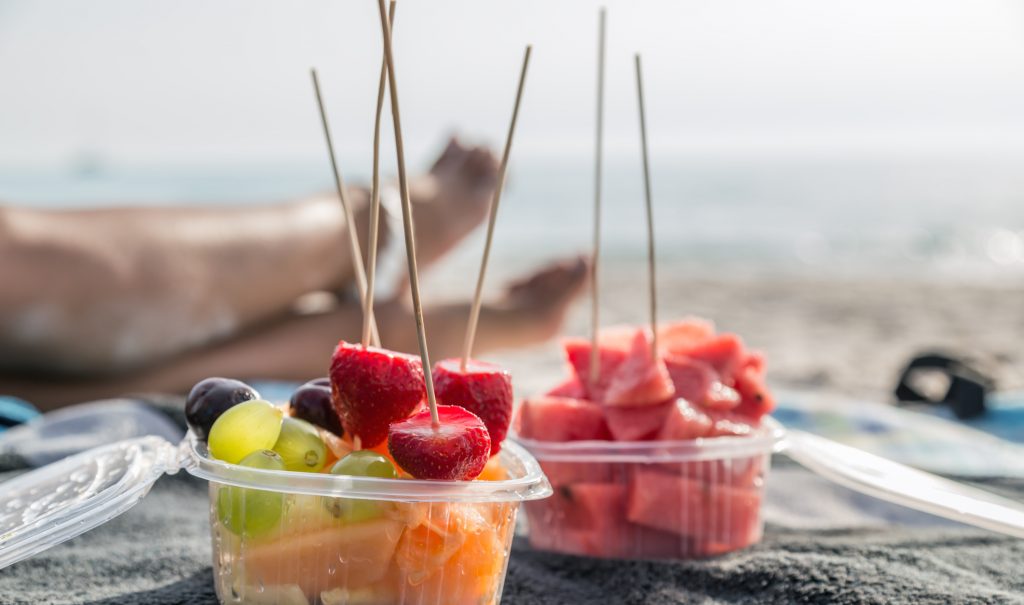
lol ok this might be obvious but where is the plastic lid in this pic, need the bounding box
[183,432,552,503]
[514,418,786,463]
[0,436,181,569]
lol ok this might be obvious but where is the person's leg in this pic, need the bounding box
[0,138,499,376]
[0,257,588,411]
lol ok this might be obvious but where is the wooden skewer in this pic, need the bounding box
[311,69,381,347]
[375,0,439,428]
[634,54,658,357]
[362,0,397,347]
[460,45,532,372]
[589,7,606,387]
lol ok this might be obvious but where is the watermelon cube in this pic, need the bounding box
[659,399,713,441]
[658,318,716,355]
[516,396,611,442]
[604,401,673,441]
[677,333,746,383]
[662,354,716,405]
[627,467,762,548]
[565,328,675,406]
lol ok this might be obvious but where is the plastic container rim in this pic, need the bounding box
[512,417,786,462]
[183,431,552,503]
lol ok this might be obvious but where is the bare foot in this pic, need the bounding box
[393,255,591,358]
[407,137,500,268]
[486,255,590,347]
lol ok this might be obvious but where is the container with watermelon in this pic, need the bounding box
[514,319,783,559]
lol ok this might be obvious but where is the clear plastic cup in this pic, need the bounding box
[514,419,784,559]
[185,435,551,605]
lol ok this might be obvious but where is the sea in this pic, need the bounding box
[3,152,1024,284]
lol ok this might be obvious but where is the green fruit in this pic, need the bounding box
[330,450,398,479]
[208,400,284,464]
[217,450,285,537]
[323,451,398,522]
[272,417,327,473]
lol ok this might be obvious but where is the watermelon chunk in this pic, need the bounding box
[677,333,746,383]
[566,329,674,406]
[662,354,715,405]
[527,483,686,559]
[546,376,586,398]
[604,331,675,405]
[517,396,611,442]
[733,354,775,420]
[563,338,629,403]
[627,467,762,547]
[658,318,716,355]
[604,400,673,441]
[659,399,713,441]
[703,381,741,411]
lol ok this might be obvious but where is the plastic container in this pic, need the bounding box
[516,419,785,559]
[0,433,551,605]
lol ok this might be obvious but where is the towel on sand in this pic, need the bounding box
[1,458,1022,605]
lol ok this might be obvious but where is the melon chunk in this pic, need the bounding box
[241,517,403,600]
[517,396,611,442]
[566,329,674,406]
[659,399,713,441]
[658,318,716,355]
[627,467,761,547]
[604,401,673,441]
[663,354,715,405]
[678,333,746,383]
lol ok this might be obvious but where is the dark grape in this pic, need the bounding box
[185,377,260,440]
[307,377,331,388]
[289,384,344,437]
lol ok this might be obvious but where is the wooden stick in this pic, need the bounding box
[634,54,658,357]
[589,7,606,386]
[375,0,439,428]
[460,45,532,371]
[311,69,381,347]
[362,0,397,347]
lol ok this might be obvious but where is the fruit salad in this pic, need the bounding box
[186,341,543,605]
[515,318,780,559]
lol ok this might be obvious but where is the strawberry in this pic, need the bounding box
[432,358,513,455]
[329,342,425,448]
[387,406,491,480]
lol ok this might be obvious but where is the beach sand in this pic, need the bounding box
[456,260,1024,401]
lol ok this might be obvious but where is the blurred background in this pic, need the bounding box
[2,0,1024,399]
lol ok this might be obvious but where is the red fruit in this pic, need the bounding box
[432,358,513,456]
[662,354,716,405]
[733,353,775,420]
[517,396,611,442]
[546,376,585,398]
[565,328,674,406]
[658,318,716,355]
[329,342,425,448]
[387,406,491,480]
[659,399,713,440]
[679,333,746,383]
[603,401,673,441]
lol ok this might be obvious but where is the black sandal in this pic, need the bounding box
[894,353,995,420]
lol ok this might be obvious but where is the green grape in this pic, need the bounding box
[217,450,285,537]
[272,417,327,473]
[330,450,399,479]
[324,451,397,523]
[208,400,283,464]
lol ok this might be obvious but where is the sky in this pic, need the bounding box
[2,0,1024,167]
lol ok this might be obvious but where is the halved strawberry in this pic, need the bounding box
[329,342,425,448]
[387,406,491,480]
[432,358,513,455]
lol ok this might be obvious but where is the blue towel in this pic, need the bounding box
[0,397,39,432]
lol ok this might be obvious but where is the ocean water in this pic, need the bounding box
[3,153,1024,283]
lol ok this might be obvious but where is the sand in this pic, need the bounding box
[467,260,1024,401]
